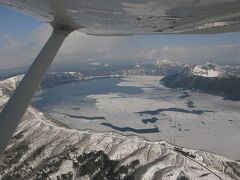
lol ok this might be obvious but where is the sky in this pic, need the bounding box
[1,5,240,69]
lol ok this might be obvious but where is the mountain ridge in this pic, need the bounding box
[161,63,240,101]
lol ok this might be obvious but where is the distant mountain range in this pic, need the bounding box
[0,74,239,179]
[154,59,185,76]
[161,63,240,101]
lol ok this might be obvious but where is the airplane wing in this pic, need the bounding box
[1,0,240,35]
[1,0,240,156]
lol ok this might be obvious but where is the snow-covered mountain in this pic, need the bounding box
[0,75,240,179]
[155,59,185,76]
[161,63,240,101]
[190,63,227,78]
[0,75,24,97]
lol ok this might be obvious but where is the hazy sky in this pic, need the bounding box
[1,5,240,69]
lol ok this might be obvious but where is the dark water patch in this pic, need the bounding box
[228,119,236,124]
[71,107,80,111]
[170,126,189,132]
[142,117,159,124]
[179,94,191,99]
[158,96,171,99]
[199,173,211,178]
[137,108,214,116]
[51,111,106,120]
[179,92,191,99]
[100,122,160,134]
[185,100,196,108]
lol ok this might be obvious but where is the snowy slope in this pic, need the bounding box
[0,75,239,179]
[191,63,227,78]
[0,72,86,93]
[1,104,240,179]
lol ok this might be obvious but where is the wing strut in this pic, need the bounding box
[0,26,73,157]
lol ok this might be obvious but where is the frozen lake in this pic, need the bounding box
[32,75,240,160]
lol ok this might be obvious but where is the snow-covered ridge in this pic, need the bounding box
[0,72,86,95]
[0,75,23,96]
[191,63,227,78]
[47,72,84,79]
[41,72,85,84]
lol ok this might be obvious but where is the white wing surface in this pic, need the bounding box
[1,0,240,35]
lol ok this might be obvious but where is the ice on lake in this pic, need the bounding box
[32,75,240,160]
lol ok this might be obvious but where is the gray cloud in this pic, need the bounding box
[142,44,240,65]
